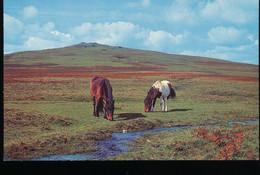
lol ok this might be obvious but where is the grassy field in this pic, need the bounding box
[110,122,259,160]
[4,43,259,160]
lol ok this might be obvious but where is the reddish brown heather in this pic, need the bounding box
[193,123,249,160]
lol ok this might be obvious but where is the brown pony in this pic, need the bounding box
[90,76,115,121]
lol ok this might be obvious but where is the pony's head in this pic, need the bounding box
[144,96,152,112]
[105,99,115,121]
[144,87,160,112]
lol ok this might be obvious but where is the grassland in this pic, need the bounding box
[4,43,259,160]
[110,122,259,160]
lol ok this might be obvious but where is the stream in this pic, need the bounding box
[31,120,258,161]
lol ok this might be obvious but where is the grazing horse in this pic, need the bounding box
[90,76,115,121]
[144,80,176,112]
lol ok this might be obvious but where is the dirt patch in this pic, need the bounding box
[4,108,75,128]
[4,131,109,160]
[114,118,155,132]
[4,108,114,160]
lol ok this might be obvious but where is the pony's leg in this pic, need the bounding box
[162,98,165,111]
[104,102,108,120]
[92,96,96,117]
[95,97,101,117]
[165,98,168,112]
[104,110,107,120]
[160,96,163,112]
[151,98,156,112]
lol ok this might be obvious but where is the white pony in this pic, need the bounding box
[144,80,176,112]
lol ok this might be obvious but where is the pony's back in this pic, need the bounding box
[152,80,162,92]
[90,76,103,96]
[153,80,176,99]
[104,79,113,98]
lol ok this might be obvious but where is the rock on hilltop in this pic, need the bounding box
[66,42,111,48]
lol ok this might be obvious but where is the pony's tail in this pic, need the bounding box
[96,98,104,114]
[168,83,176,99]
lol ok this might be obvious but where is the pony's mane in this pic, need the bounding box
[104,79,113,100]
[146,87,161,100]
[92,76,102,82]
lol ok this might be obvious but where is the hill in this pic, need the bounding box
[4,42,258,82]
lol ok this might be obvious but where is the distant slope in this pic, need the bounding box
[4,42,258,81]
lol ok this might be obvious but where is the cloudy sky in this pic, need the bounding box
[4,0,259,64]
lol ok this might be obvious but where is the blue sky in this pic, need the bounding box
[4,0,259,64]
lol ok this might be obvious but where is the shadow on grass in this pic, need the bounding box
[116,113,147,121]
[151,108,193,112]
[168,108,193,112]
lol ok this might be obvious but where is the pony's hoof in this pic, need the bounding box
[104,117,108,120]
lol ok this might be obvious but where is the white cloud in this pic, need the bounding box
[70,21,189,53]
[165,0,199,26]
[43,22,55,31]
[22,22,73,45]
[126,0,151,8]
[5,18,188,54]
[51,30,71,39]
[142,0,151,7]
[70,21,143,45]
[24,37,58,50]
[70,23,92,36]
[207,26,243,44]
[22,6,38,20]
[163,0,258,26]
[181,43,258,64]
[144,30,187,51]
[247,34,254,42]
[4,14,24,40]
[200,0,259,24]
[247,34,258,46]
[4,19,74,53]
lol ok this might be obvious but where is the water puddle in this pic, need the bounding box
[31,120,258,161]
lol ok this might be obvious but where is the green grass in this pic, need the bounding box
[110,123,259,160]
[4,44,259,160]
[4,76,258,160]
